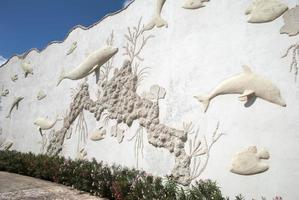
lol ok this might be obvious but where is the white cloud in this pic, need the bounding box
[0,55,7,66]
[123,0,133,8]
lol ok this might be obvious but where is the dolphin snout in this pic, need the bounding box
[112,48,118,56]
[279,98,287,107]
[107,46,118,56]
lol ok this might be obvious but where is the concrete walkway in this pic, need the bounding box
[0,171,107,200]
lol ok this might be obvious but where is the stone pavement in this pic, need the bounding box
[0,171,107,200]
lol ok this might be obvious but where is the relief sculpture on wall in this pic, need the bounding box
[280,5,299,37]
[0,1,290,188]
[6,96,24,118]
[143,0,168,31]
[21,61,34,78]
[230,146,270,175]
[194,65,286,112]
[0,128,13,151]
[10,74,18,82]
[282,42,299,81]
[182,0,209,10]
[184,121,224,181]
[34,116,60,136]
[46,20,192,185]
[89,127,106,141]
[36,90,47,100]
[245,0,288,23]
[1,86,9,97]
[67,41,78,55]
[57,46,118,86]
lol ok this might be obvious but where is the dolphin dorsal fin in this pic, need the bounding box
[242,65,252,74]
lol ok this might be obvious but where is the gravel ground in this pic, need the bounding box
[0,171,107,200]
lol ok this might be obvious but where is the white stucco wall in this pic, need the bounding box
[1,0,299,198]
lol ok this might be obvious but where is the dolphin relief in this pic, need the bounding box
[57,46,118,86]
[194,65,286,112]
[6,97,24,118]
[143,0,168,32]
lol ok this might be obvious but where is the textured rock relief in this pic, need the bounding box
[67,41,78,56]
[21,61,34,78]
[182,0,209,10]
[282,42,299,81]
[194,65,286,112]
[37,90,47,100]
[230,146,270,175]
[141,84,166,101]
[280,5,299,37]
[245,0,288,23]
[44,20,225,185]
[6,96,24,119]
[57,46,118,86]
[143,0,168,32]
[10,74,18,82]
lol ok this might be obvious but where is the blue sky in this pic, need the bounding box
[0,0,132,64]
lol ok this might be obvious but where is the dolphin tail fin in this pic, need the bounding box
[155,16,168,28]
[143,16,168,32]
[57,68,65,86]
[194,95,210,112]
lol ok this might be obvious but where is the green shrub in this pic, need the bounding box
[0,150,239,200]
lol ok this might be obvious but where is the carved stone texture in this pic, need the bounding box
[280,5,299,37]
[182,0,209,10]
[47,85,89,155]
[245,0,288,23]
[194,65,286,112]
[144,0,168,31]
[48,61,191,185]
[142,84,166,101]
[230,146,270,175]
